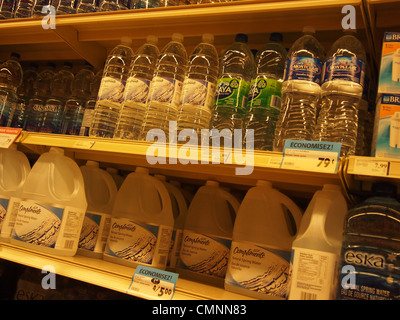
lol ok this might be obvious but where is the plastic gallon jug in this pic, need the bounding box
[103,167,174,270]
[338,182,400,300]
[155,175,188,271]
[0,145,31,242]
[225,180,302,300]
[78,161,117,259]
[288,184,348,300]
[176,180,240,287]
[11,147,87,257]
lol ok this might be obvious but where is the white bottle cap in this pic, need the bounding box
[86,160,99,167]
[121,36,132,46]
[202,33,214,44]
[206,180,219,187]
[147,35,158,45]
[172,33,184,43]
[256,180,272,188]
[302,26,316,35]
[49,147,64,155]
[135,167,149,174]
[154,174,167,181]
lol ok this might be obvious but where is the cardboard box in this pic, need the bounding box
[378,32,400,94]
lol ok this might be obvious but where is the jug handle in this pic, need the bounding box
[146,175,173,217]
[48,160,80,201]
[278,192,303,233]
[218,189,241,215]
[303,193,333,239]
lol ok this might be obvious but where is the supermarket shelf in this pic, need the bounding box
[0,242,253,300]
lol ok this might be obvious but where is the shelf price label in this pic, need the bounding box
[127,265,178,300]
[353,158,390,177]
[280,140,341,173]
[0,127,22,148]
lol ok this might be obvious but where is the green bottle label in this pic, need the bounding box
[214,78,250,110]
[247,77,282,111]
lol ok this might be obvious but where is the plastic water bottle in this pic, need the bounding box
[132,0,161,9]
[0,52,23,128]
[177,33,219,143]
[56,0,76,14]
[61,64,94,135]
[90,37,134,138]
[114,35,159,140]
[139,33,188,141]
[103,167,174,270]
[25,63,56,132]
[76,0,99,12]
[79,69,102,136]
[225,180,302,300]
[11,147,87,257]
[210,33,255,138]
[14,0,34,17]
[244,33,287,151]
[176,180,240,287]
[78,161,117,259]
[273,26,325,152]
[0,0,15,18]
[288,184,347,300]
[11,63,38,129]
[338,182,400,300]
[40,62,74,133]
[313,30,366,157]
[98,0,119,11]
[32,0,51,16]
[0,145,31,242]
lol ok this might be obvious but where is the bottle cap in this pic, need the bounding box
[46,62,56,69]
[269,32,283,43]
[146,35,158,45]
[256,180,272,188]
[322,184,341,192]
[135,167,149,174]
[235,33,248,43]
[121,36,132,46]
[172,33,184,43]
[302,26,316,35]
[49,147,64,155]
[86,160,99,167]
[202,33,214,44]
[64,61,73,69]
[11,52,20,60]
[106,167,118,174]
[206,180,219,187]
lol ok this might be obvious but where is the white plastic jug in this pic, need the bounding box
[176,180,240,287]
[11,147,87,257]
[0,145,31,242]
[288,184,348,300]
[103,167,174,270]
[106,167,125,189]
[155,175,188,271]
[78,161,117,258]
[224,180,303,300]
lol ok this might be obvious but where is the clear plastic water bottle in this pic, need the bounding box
[61,63,94,135]
[90,37,134,138]
[40,62,74,133]
[244,33,287,151]
[32,0,51,16]
[79,69,101,136]
[177,33,219,143]
[313,30,366,157]
[132,0,161,9]
[114,35,159,140]
[56,0,76,14]
[14,0,34,18]
[76,0,99,12]
[140,33,188,140]
[25,63,56,132]
[0,53,22,128]
[98,0,119,11]
[11,63,38,129]
[210,33,255,138]
[0,0,16,18]
[273,26,325,152]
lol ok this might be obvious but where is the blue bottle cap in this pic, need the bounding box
[235,33,248,43]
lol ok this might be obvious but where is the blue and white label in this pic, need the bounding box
[180,78,216,109]
[98,76,125,102]
[0,197,9,231]
[78,211,111,253]
[284,57,323,84]
[147,76,183,106]
[123,77,150,103]
[323,56,365,85]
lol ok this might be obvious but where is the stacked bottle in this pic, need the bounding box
[0,0,15,18]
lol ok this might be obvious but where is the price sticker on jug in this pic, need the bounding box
[280,140,341,173]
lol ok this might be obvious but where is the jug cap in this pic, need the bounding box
[49,147,64,155]
[135,167,149,174]
[206,180,219,187]
[302,26,316,35]
[106,167,118,174]
[86,160,99,167]
[256,180,272,188]
[155,174,167,181]
[322,184,341,192]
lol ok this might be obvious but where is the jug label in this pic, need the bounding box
[12,200,85,251]
[247,77,282,111]
[98,76,125,103]
[147,76,183,106]
[78,211,111,253]
[225,241,291,299]
[215,78,250,110]
[180,79,216,110]
[323,56,365,85]
[0,197,10,231]
[105,217,172,268]
[284,57,323,84]
[288,247,339,300]
[124,77,151,103]
[178,230,231,278]
[0,197,21,238]
[167,228,184,269]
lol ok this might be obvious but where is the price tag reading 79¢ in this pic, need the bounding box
[280,140,341,173]
[127,265,178,300]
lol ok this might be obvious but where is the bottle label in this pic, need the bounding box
[147,76,183,106]
[178,230,231,278]
[97,76,125,103]
[79,108,94,136]
[104,217,172,268]
[123,77,150,103]
[225,240,291,299]
[78,211,111,253]
[284,57,323,84]
[323,56,365,85]
[167,228,184,269]
[0,197,10,232]
[180,79,216,110]
[214,78,250,109]
[247,77,282,111]
[288,247,339,300]
[12,200,85,251]
[0,197,21,238]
